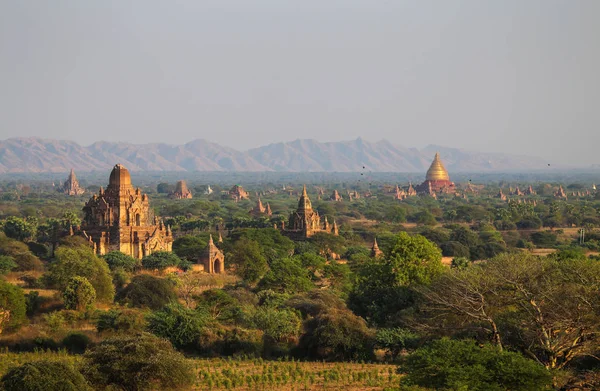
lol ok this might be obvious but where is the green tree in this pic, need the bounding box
[375,328,419,361]
[0,233,43,271]
[146,303,210,350]
[195,289,239,322]
[386,232,444,285]
[419,253,600,369]
[1,361,91,391]
[0,255,17,275]
[401,338,552,391]
[258,257,314,294]
[117,274,177,310]
[46,246,114,302]
[350,232,443,326]
[0,279,27,334]
[252,306,301,343]
[141,251,181,271]
[62,276,96,311]
[96,308,146,333]
[2,216,37,241]
[296,307,374,361]
[103,251,138,272]
[83,333,194,391]
[227,238,268,283]
[172,235,207,261]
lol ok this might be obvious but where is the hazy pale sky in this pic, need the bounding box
[0,0,598,164]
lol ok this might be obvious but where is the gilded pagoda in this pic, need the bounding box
[416,153,456,194]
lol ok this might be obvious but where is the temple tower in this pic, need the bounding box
[81,164,172,259]
[200,234,225,274]
[170,180,193,199]
[60,168,85,196]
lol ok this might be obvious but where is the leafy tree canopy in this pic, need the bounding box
[401,338,552,391]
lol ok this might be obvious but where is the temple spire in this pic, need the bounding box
[371,237,382,257]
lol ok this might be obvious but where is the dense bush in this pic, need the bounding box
[0,279,27,334]
[258,256,314,293]
[1,361,90,391]
[296,307,375,361]
[375,328,419,361]
[0,234,43,271]
[116,274,177,309]
[441,241,470,258]
[62,332,92,354]
[96,308,146,333]
[102,251,138,272]
[62,276,96,311]
[141,251,181,271]
[530,231,558,247]
[82,333,194,391]
[401,338,552,391]
[0,255,17,274]
[146,303,210,350]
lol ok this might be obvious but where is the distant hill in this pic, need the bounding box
[0,137,550,173]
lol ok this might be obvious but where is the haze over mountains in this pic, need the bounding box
[0,137,553,174]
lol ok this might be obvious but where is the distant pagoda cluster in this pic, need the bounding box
[59,169,85,196]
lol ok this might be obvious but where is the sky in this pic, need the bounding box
[0,0,598,165]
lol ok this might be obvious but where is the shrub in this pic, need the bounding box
[96,308,146,334]
[1,360,90,391]
[62,276,96,311]
[141,251,181,271]
[530,231,558,247]
[62,332,91,354]
[252,306,301,343]
[25,291,41,316]
[441,241,470,258]
[375,328,419,361]
[0,234,43,271]
[117,274,177,309]
[516,217,543,230]
[296,307,374,361]
[42,312,65,333]
[146,303,210,350]
[0,279,27,334]
[450,257,470,270]
[82,333,194,391]
[401,338,552,391]
[0,255,17,274]
[102,251,138,272]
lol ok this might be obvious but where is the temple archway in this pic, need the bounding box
[214,258,223,274]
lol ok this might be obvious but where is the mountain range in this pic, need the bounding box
[0,137,551,173]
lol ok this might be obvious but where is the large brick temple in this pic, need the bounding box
[80,164,173,259]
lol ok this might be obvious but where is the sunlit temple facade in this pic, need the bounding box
[80,164,173,259]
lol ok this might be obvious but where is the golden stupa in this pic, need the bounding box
[425,152,450,181]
